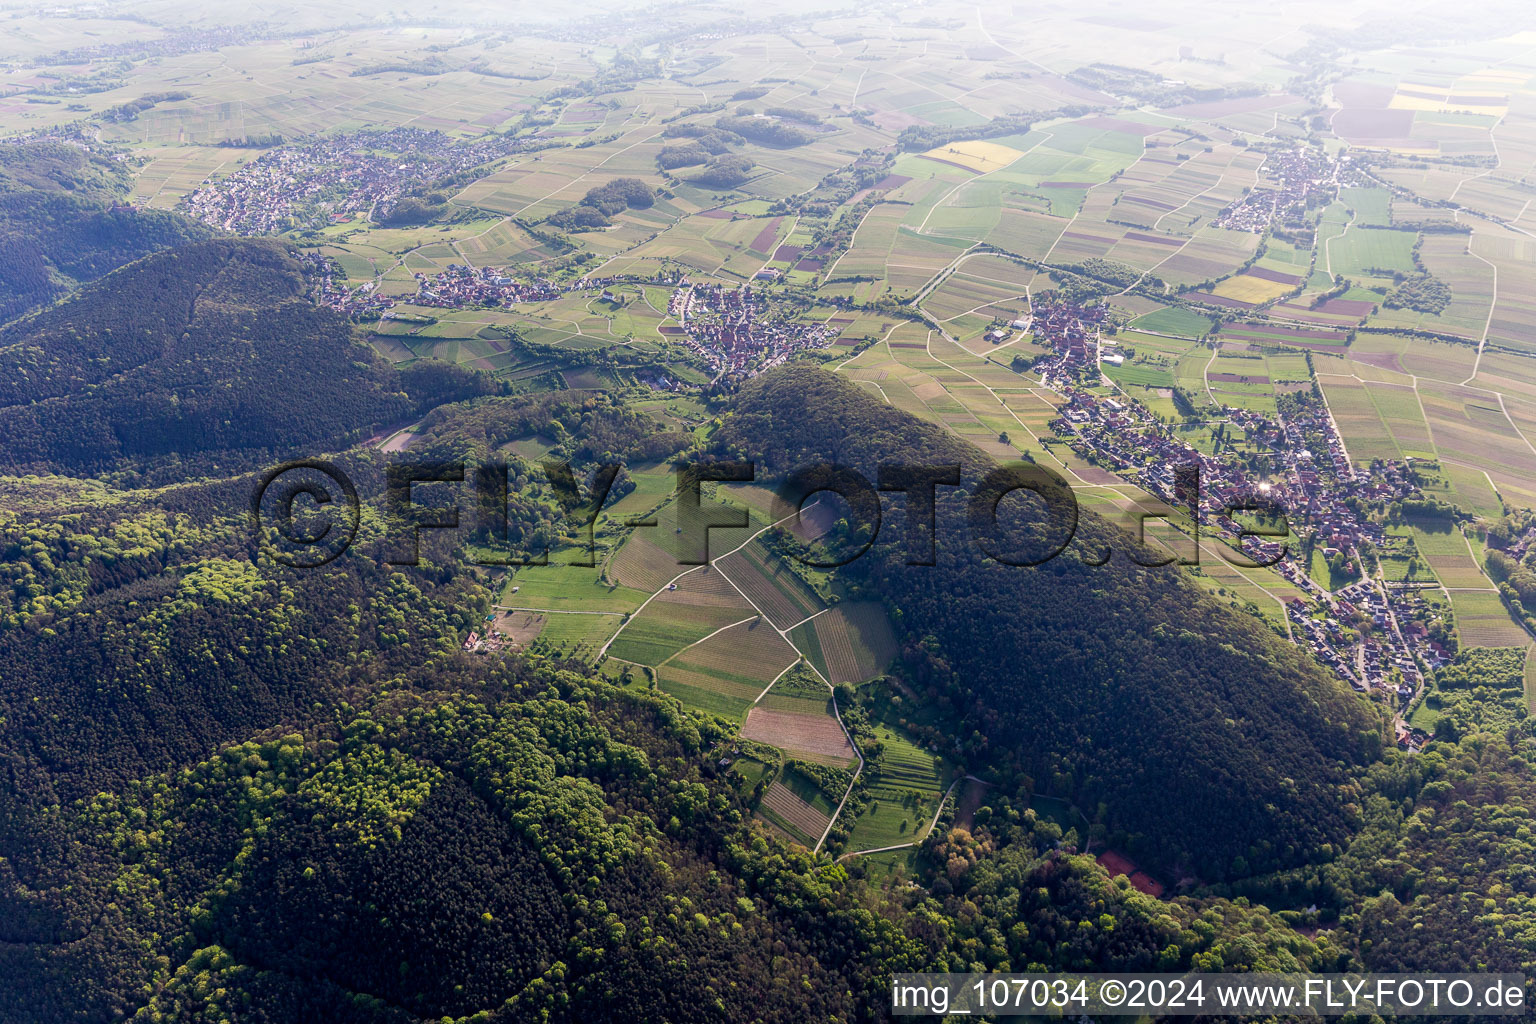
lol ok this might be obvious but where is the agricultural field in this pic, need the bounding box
[1418,380,1536,511]
[1328,228,1419,282]
[533,612,628,663]
[500,563,648,615]
[743,667,857,768]
[789,603,899,685]
[1406,521,1491,590]
[1210,271,1299,306]
[920,139,1027,175]
[742,706,857,767]
[1347,332,1478,383]
[1128,305,1215,338]
[1527,646,1536,714]
[606,492,766,592]
[716,539,826,630]
[757,775,836,847]
[1339,186,1394,227]
[1217,323,1349,350]
[658,617,801,720]
[1451,590,1533,650]
[918,259,1032,326]
[1317,375,1435,464]
[843,708,949,852]
[1157,227,1262,289]
[605,569,756,666]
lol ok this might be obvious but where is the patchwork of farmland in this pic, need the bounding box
[659,617,801,719]
[31,0,1536,869]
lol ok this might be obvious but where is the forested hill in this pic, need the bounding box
[719,365,1379,881]
[0,396,1345,1022]
[0,141,216,322]
[0,238,487,478]
[0,460,925,1021]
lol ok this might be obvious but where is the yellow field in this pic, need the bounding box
[1388,90,1508,115]
[920,139,1026,174]
[1211,273,1295,304]
[1462,69,1529,85]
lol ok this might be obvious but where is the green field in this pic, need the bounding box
[1330,228,1418,279]
[502,563,648,614]
[1128,306,1216,338]
[1339,186,1394,228]
[844,722,947,851]
[607,598,753,666]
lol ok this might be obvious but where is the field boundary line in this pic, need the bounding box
[656,615,766,669]
[495,606,617,615]
[1458,227,1499,385]
[787,607,831,631]
[597,564,707,657]
[597,496,861,854]
[915,130,1053,237]
[920,328,1075,478]
[752,660,801,704]
[598,500,818,657]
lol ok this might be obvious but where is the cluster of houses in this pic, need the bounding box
[669,282,840,379]
[1025,298,1111,383]
[297,252,397,319]
[298,251,698,329]
[461,630,511,654]
[33,20,278,67]
[182,127,529,234]
[1285,573,1445,752]
[1055,382,1406,570]
[1494,519,1536,562]
[297,248,843,380]
[1050,392,1378,548]
[412,264,564,307]
[1050,374,1450,724]
[1213,146,1361,233]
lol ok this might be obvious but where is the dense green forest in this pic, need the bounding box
[0,238,494,480]
[0,142,216,321]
